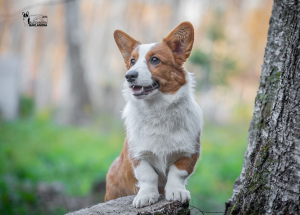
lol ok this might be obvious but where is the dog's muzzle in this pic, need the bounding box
[129,81,160,97]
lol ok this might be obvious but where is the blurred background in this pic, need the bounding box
[0,0,272,214]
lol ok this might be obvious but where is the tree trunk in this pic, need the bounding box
[66,195,189,215]
[225,0,300,214]
[64,1,92,124]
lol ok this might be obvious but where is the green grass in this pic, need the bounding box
[0,116,248,214]
[188,122,248,212]
[0,117,125,195]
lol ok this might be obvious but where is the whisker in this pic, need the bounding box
[152,76,163,81]
[151,83,154,90]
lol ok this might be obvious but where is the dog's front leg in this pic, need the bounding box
[165,154,199,203]
[133,160,159,208]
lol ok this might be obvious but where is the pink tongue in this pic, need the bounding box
[133,86,142,93]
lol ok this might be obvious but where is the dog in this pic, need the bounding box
[105,22,203,208]
[22,11,30,27]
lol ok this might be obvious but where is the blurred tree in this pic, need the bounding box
[190,9,237,91]
[225,0,300,214]
[65,0,92,124]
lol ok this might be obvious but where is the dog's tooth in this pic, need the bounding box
[142,87,144,92]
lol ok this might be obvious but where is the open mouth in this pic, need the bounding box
[129,81,160,97]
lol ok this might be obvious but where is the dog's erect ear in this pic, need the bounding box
[163,22,194,65]
[114,30,140,64]
[22,12,25,16]
[26,11,29,16]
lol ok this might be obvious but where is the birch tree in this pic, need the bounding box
[65,1,92,124]
[225,0,300,214]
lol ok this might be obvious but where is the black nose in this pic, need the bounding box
[125,71,138,83]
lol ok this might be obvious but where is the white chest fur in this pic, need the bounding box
[122,72,203,175]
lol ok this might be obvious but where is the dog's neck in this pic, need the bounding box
[122,71,201,158]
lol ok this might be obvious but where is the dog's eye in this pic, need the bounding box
[130,58,135,66]
[150,56,160,65]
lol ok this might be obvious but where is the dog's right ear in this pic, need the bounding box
[26,11,29,16]
[163,22,194,65]
[114,30,140,64]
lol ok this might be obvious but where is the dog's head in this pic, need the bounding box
[22,11,29,18]
[22,11,30,25]
[114,22,194,100]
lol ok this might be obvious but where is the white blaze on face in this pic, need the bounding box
[127,43,156,86]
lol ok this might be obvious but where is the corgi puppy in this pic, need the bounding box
[105,22,203,208]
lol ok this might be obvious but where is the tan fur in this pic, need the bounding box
[106,22,198,202]
[105,137,167,201]
[174,132,200,174]
[174,153,200,175]
[104,138,138,201]
[105,132,201,201]
[163,22,194,66]
[126,47,140,70]
[113,30,140,65]
[147,22,194,94]
[146,43,186,94]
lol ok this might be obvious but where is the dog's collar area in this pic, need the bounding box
[129,81,160,97]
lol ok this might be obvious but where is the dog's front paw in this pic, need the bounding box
[132,189,159,208]
[165,187,191,203]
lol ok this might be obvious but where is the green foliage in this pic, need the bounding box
[0,116,124,214]
[19,96,35,118]
[189,9,239,90]
[0,176,44,215]
[189,48,237,88]
[189,50,211,68]
[207,10,225,41]
[0,116,248,214]
[0,117,124,195]
[188,122,248,212]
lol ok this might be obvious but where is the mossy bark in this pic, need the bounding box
[225,0,300,214]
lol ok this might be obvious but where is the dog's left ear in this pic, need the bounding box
[163,22,194,65]
[114,30,140,65]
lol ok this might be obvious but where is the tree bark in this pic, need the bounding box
[64,1,92,124]
[66,195,189,215]
[225,0,300,214]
